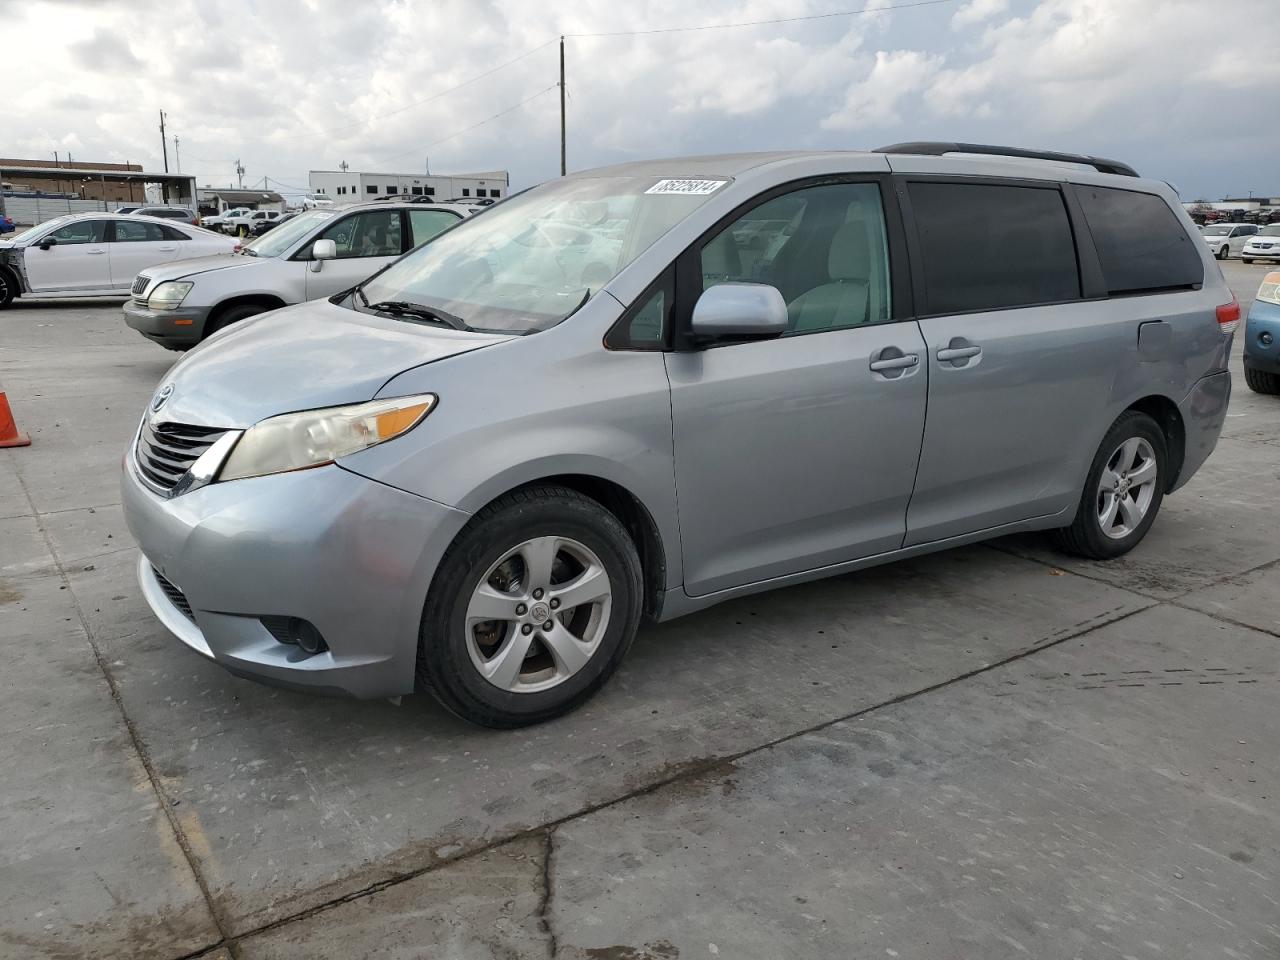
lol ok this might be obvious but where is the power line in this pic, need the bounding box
[564,0,958,38]
[376,84,560,165]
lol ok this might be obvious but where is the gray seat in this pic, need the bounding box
[786,222,873,333]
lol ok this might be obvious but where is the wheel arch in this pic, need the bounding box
[466,473,670,622]
[205,293,290,337]
[1124,394,1186,490]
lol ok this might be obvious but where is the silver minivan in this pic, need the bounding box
[121,143,1235,727]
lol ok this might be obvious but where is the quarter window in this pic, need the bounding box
[1076,185,1204,294]
[47,220,108,244]
[909,181,1079,314]
[698,181,892,333]
[316,210,403,258]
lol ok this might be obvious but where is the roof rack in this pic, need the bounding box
[873,141,1139,178]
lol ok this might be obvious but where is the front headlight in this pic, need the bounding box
[219,394,436,482]
[147,281,194,311]
[1257,272,1280,307]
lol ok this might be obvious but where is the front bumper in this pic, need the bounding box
[1241,247,1280,260]
[121,453,471,698]
[1170,370,1231,493]
[124,299,213,348]
[1244,300,1280,375]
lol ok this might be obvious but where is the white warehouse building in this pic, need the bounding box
[308,168,509,202]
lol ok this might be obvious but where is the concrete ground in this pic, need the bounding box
[1,262,1277,960]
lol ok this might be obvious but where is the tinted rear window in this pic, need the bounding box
[909,181,1080,314]
[1076,186,1203,295]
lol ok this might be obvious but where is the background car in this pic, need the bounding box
[114,205,143,216]
[1200,222,1258,259]
[201,207,252,232]
[125,201,472,347]
[1241,224,1280,263]
[300,194,335,209]
[1244,271,1280,395]
[0,213,236,308]
[133,206,200,226]
[250,211,295,236]
[224,209,281,237]
[0,214,14,235]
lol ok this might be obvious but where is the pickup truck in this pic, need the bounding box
[201,207,252,233]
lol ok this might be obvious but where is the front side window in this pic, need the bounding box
[112,221,165,243]
[357,174,724,333]
[408,209,460,247]
[1077,186,1203,295]
[318,210,403,258]
[699,181,892,333]
[47,220,108,244]
[910,181,1079,313]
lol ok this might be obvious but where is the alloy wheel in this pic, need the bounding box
[464,536,613,693]
[1096,437,1158,540]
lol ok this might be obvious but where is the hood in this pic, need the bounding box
[154,297,515,428]
[138,252,263,284]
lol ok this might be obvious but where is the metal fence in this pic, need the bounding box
[0,195,112,226]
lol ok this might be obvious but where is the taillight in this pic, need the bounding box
[1216,296,1241,335]
[233,243,242,254]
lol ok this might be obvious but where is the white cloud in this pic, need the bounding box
[822,50,945,130]
[951,0,1009,29]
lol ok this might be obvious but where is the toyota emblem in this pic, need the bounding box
[151,383,174,413]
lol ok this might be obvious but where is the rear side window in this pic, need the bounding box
[909,181,1079,314]
[1075,186,1203,295]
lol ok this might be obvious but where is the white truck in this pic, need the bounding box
[201,207,252,233]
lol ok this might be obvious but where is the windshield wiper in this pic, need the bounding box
[367,300,468,331]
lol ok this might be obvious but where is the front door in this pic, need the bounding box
[666,180,928,597]
[304,209,406,299]
[24,219,111,292]
[108,219,181,289]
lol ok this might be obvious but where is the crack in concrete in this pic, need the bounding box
[539,827,559,959]
[8,462,240,960]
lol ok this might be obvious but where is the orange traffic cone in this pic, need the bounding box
[0,381,30,447]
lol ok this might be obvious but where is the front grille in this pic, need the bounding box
[152,567,194,621]
[132,274,150,296]
[135,419,229,493]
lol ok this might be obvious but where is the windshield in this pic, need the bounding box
[1259,224,1280,236]
[241,209,334,257]
[10,216,72,244]
[1201,224,1231,236]
[356,175,726,333]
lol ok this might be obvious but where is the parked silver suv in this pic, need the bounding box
[124,201,473,348]
[122,143,1235,727]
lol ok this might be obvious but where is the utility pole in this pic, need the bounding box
[235,159,245,189]
[173,136,181,174]
[339,160,349,173]
[159,110,170,201]
[559,36,567,176]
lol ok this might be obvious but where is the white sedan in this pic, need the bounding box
[0,213,237,308]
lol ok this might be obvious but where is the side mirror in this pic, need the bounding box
[690,283,788,342]
[309,238,337,273]
[38,236,59,250]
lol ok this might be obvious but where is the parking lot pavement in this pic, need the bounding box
[1,262,1277,959]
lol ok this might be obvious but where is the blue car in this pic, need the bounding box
[1244,271,1280,394]
[0,215,14,235]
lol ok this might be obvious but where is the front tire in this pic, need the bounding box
[0,267,15,309]
[1243,258,1254,264]
[1053,411,1167,560]
[417,485,643,728]
[1245,365,1280,395]
[204,302,267,339]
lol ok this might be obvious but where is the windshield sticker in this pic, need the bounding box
[645,179,728,196]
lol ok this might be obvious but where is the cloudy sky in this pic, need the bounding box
[6,0,1278,201]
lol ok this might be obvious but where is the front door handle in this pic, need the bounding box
[937,345,980,361]
[869,353,920,372]
[85,248,106,255]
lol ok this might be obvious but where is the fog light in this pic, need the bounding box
[260,615,329,655]
[1261,331,1275,347]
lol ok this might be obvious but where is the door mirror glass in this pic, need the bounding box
[690,283,787,341]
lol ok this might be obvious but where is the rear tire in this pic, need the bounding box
[1217,245,1228,260]
[1053,411,1167,560]
[0,267,15,309]
[417,485,643,728]
[1245,365,1280,395]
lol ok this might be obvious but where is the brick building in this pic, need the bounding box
[0,157,146,203]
